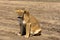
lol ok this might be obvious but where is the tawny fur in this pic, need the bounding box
[16,9,41,38]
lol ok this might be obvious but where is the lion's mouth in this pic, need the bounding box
[18,16,23,19]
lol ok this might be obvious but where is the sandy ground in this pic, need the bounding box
[0,1,60,40]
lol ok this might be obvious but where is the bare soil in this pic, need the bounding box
[0,1,60,40]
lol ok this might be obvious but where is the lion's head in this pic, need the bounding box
[16,9,29,17]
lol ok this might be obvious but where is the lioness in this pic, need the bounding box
[16,9,41,38]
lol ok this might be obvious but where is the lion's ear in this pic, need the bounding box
[24,10,29,16]
[24,10,29,13]
[24,10,26,13]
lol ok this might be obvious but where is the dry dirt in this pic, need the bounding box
[0,1,60,40]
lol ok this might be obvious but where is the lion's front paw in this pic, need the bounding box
[24,35,29,38]
[17,33,21,36]
[15,32,21,36]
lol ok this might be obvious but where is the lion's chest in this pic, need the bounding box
[23,20,26,24]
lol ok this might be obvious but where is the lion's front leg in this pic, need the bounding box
[25,23,31,38]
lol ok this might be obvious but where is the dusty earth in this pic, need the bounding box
[0,1,60,40]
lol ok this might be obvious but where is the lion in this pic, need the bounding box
[16,9,42,38]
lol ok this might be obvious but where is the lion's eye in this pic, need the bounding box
[16,10,20,13]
